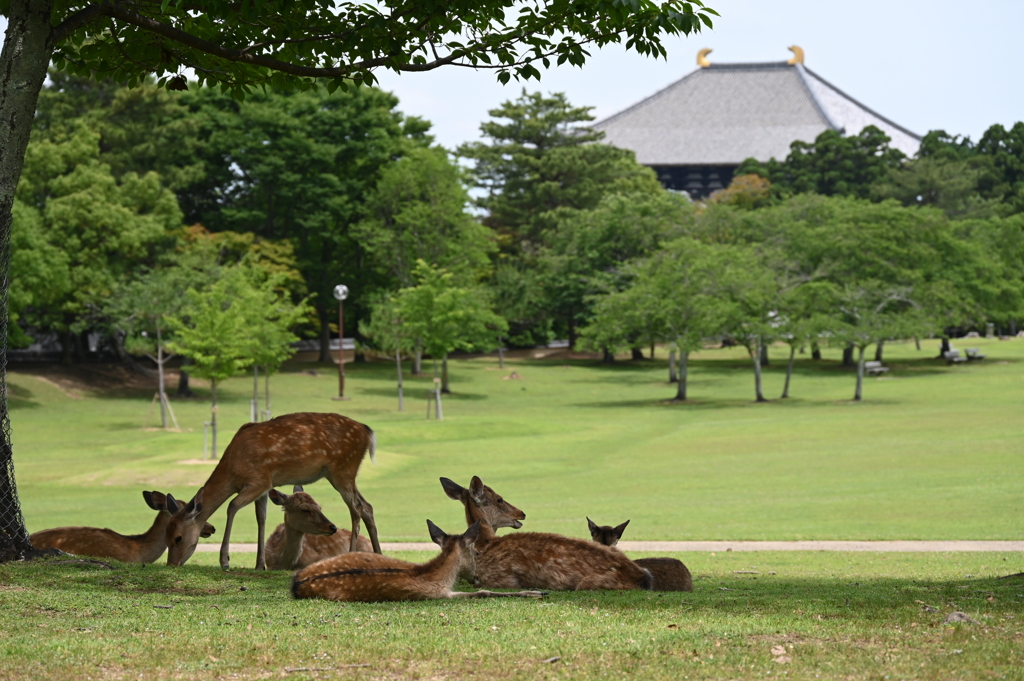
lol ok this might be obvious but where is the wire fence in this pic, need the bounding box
[0,210,32,561]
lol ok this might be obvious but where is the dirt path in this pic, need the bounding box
[196,540,1024,553]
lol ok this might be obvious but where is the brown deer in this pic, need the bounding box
[587,518,694,592]
[441,476,652,591]
[264,486,372,571]
[30,491,215,564]
[587,517,629,547]
[164,412,380,569]
[291,519,545,602]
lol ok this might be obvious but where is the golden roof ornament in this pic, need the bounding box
[697,48,712,68]
[787,45,805,65]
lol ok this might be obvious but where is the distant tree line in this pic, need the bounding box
[10,75,1024,404]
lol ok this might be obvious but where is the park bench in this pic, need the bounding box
[944,350,968,364]
[863,361,889,376]
[965,348,987,361]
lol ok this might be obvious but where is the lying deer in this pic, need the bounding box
[264,486,371,571]
[441,476,652,591]
[587,518,693,592]
[587,517,629,547]
[291,519,545,602]
[30,491,215,564]
[165,412,380,569]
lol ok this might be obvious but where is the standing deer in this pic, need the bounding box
[440,476,652,591]
[164,412,380,569]
[292,519,544,602]
[30,491,215,563]
[264,486,372,571]
[587,518,694,592]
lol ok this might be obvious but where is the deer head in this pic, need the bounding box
[143,490,216,539]
[427,518,482,580]
[587,518,630,548]
[440,476,525,529]
[164,489,206,566]
[269,486,338,537]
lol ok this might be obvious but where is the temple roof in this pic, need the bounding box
[593,60,921,166]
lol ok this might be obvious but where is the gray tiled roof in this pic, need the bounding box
[594,62,921,165]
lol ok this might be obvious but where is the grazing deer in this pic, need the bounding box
[587,518,694,592]
[264,486,371,571]
[587,517,629,547]
[30,491,215,564]
[441,476,652,591]
[164,412,380,569]
[292,519,545,602]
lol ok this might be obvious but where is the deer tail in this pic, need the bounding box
[365,425,376,465]
[639,567,654,591]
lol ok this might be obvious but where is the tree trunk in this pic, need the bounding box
[668,349,678,383]
[317,307,332,363]
[210,379,219,459]
[395,349,404,412]
[441,355,450,394]
[251,365,259,422]
[915,336,921,351]
[751,341,766,402]
[497,337,505,369]
[414,339,422,375]
[842,344,855,367]
[811,342,822,361]
[567,318,577,349]
[602,348,615,364]
[759,340,769,367]
[0,2,56,560]
[631,347,644,361]
[157,331,168,429]
[177,358,194,397]
[938,337,951,359]
[874,340,885,362]
[59,330,74,365]
[854,345,866,401]
[781,344,796,398]
[264,367,271,420]
[673,351,689,401]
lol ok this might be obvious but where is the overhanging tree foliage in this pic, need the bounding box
[0,0,717,557]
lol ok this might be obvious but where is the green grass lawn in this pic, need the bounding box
[10,337,1024,544]
[1,551,1021,680]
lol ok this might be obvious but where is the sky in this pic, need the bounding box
[3,0,1022,151]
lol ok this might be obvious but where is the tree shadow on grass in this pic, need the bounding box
[7,383,41,410]
[357,386,490,402]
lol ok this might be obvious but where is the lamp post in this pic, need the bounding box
[332,284,350,401]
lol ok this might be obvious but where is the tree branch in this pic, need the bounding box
[98,1,470,77]
[48,3,106,48]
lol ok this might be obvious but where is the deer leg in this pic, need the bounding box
[329,480,382,555]
[446,590,546,599]
[254,492,268,571]
[355,489,381,554]
[220,486,267,570]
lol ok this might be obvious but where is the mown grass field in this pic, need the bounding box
[1,551,1021,680]
[3,338,1024,679]
[9,337,1023,543]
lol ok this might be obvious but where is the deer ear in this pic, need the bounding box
[426,520,447,546]
[587,517,598,533]
[165,494,181,514]
[469,476,486,503]
[143,491,159,511]
[268,489,287,506]
[200,523,216,538]
[292,485,304,493]
[613,520,630,540]
[439,477,465,500]
[463,519,482,545]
